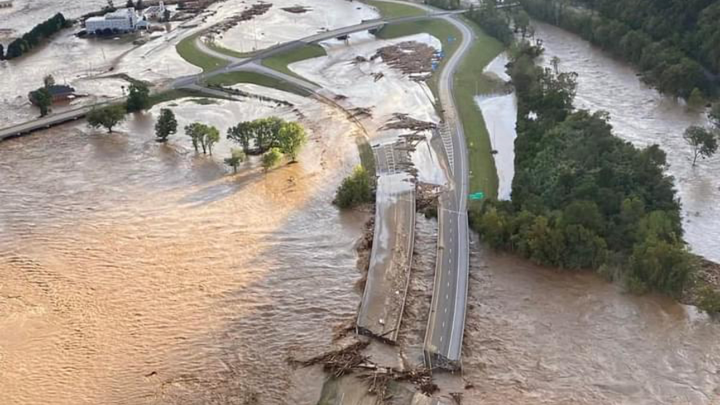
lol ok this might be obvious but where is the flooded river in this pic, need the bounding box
[0,95,366,404]
[532,21,720,263]
[458,22,720,405]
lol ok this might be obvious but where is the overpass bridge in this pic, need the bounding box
[0,9,465,142]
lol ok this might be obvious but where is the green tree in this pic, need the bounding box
[514,10,530,38]
[43,74,55,88]
[126,82,150,112]
[627,236,693,298]
[227,122,253,153]
[262,147,283,172]
[184,122,204,153]
[687,88,705,109]
[334,166,374,209]
[87,105,126,133]
[30,88,52,117]
[154,108,177,142]
[277,122,307,162]
[224,148,246,173]
[201,125,220,155]
[683,125,718,166]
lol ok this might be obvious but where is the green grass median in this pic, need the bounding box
[261,44,326,84]
[176,33,229,72]
[365,0,426,18]
[204,71,312,97]
[454,18,504,202]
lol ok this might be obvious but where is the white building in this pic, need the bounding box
[86,8,139,34]
[143,1,167,21]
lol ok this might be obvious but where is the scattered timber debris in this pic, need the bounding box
[208,84,294,107]
[355,216,375,291]
[289,339,439,402]
[281,5,311,14]
[359,366,438,400]
[334,94,348,101]
[288,340,371,378]
[348,106,373,119]
[450,392,463,404]
[332,319,357,342]
[416,183,441,214]
[373,72,385,82]
[372,41,440,81]
[383,113,437,133]
[354,55,368,64]
[208,2,272,35]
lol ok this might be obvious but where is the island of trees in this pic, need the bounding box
[520,0,720,100]
[469,39,720,310]
[2,13,72,59]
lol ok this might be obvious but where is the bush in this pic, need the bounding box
[697,285,720,314]
[334,166,374,209]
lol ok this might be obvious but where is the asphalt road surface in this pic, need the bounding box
[420,11,474,370]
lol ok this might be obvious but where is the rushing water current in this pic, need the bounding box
[0,100,366,404]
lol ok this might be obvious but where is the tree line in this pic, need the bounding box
[470,40,697,299]
[2,13,73,60]
[519,0,720,100]
[84,83,308,173]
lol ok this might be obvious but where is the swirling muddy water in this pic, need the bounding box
[0,94,367,404]
[532,21,720,263]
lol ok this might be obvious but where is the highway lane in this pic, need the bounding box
[0,10,462,140]
[420,11,474,369]
[0,98,123,141]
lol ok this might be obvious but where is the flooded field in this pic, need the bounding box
[0,91,367,404]
[532,21,720,263]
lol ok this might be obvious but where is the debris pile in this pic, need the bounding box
[209,2,273,34]
[382,113,437,133]
[208,84,295,107]
[371,41,440,81]
[288,340,371,378]
[348,106,373,119]
[281,5,311,14]
[416,182,441,214]
[289,338,439,401]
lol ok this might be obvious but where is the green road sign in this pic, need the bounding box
[469,192,485,200]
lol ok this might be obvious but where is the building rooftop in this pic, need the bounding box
[47,85,76,96]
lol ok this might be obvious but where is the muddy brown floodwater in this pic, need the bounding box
[0,96,367,404]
